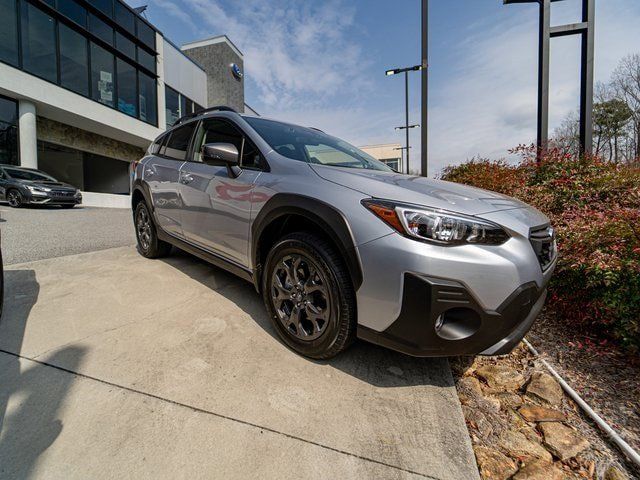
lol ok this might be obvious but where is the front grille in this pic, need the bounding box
[50,190,75,197]
[530,226,557,271]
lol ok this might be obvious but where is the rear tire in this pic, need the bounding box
[134,202,172,258]
[262,232,356,359]
[7,189,23,208]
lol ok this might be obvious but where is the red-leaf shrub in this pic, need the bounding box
[441,145,640,352]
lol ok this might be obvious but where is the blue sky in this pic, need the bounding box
[141,0,640,176]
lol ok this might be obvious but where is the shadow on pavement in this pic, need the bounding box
[161,250,453,390]
[0,270,86,479]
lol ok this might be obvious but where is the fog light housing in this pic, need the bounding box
[435,308,482,341]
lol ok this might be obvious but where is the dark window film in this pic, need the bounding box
[58,0,87,27]
[116,58,137,117]
[193,119,244,163]
[137,47,155,73]
[21,2,57,82]
[90,43,114,107]
[0,0,19,67]
[0,96,19,166]
[185,98,194,116]
[59,24,89,96]
[136,18,155,50]
[115,31,135,59]
[138,71,157,126]
[180,95,187,118]
[164,123,196,161]
[194,103,205,113]
[165,87,179,129]
[114,1,135,32]
[88,13,113,46]
[89,0,113,18]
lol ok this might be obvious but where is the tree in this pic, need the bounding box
[593,98,633,161]
[611,54,640,159]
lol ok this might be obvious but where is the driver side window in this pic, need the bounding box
[191,119,264,170]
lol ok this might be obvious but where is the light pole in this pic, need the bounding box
[386,65,422,174]
[394,125,420,173]
[421,0,429,177]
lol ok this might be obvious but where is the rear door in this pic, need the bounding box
[179,118,265,266]
[144,123,197,237]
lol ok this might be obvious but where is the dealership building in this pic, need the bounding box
[0,0,248,206]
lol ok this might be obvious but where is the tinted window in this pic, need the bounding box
[165,124,196,161]
[89,0,113,18]
[165,87,179,129]
[88,13,113,45]
[194,103,205,114]
[21,2,57,82]
[137,47,155,73]
[138,71,157,126]
[58,0,87,27]
[90,43,114,107]
[5,168,57,181]
[115,31,135,59]
[116,59,137,117]
[0,0,19,66]
[245,117,392,172]
[0,96,19,166]
[59,25,89,96]
[192,119,246,165]
[114,1,135,31]
[149,133,168,155]
[136,18,155,50]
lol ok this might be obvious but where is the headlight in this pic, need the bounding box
[74,190,82,198]
[362,199,510,246]
[26,185,51,193]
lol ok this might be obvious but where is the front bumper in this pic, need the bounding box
[26,190,82,205]
[358,273,547,357]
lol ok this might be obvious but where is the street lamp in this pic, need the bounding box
[385,65,423,174]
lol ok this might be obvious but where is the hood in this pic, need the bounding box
[18,179,77,190]
[310,165,530,215]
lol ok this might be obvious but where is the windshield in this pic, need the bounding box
[244,117,393,172]
[4,168,57,182]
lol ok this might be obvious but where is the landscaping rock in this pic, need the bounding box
[539,422,590,461]
[498,429,553,463]
[604,465,629,480]
[463,405,494,440]
[512,460,565,480]
[494,392,524,410]
[518,405,566,423]
[476,365,525,391]
[526,372,563,405]
[473,445,518,480]
[458,376,484,404]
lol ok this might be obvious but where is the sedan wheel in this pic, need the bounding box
[7,190,22,208]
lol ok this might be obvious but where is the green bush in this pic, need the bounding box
[441,145,640,352]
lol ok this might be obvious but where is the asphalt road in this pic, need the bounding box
[0,205,135,265]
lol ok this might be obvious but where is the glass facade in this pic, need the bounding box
[165,87,201,129]
[0,0,159,127]
[0,96,19,166]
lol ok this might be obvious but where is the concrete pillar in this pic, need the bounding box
[156,33,167,131]
[18,99,37,169]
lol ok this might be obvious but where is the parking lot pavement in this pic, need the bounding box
[0,246,479,480]
[0,205,135,265]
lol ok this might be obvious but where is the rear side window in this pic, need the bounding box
[164,123,197,161]
[148,133,167,155]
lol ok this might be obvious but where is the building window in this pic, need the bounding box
[165,87,180,129]
[0,96,19,166]
[21,2,57,83]
[138,71,157,126]
[0,0,19,67]
[58,0,87,28]
[89,0,113,18]
[90,42,115,107]
[88,13,113,46]
[59,24,89,96]
[115,31,135,60]
[116,58,137,117]
[137,47,155,73]
[136,18,155,50]
[114,1,135,32]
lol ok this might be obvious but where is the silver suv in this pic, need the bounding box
[131,107,557,359]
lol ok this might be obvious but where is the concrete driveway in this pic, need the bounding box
[0,246,478,480]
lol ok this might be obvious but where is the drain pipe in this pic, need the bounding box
[523,338,640,468]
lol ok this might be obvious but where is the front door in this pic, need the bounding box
[179,118,264,267]
[145,123,197,237]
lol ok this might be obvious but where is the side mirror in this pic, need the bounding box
[201,142,241,177]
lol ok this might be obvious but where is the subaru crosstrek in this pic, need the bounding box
[131,107,557,359]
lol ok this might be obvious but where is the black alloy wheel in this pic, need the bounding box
[7,190,22,208]
[134,202,172,258]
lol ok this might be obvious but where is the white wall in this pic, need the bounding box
[163,40,207,107]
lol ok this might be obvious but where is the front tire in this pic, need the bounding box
[262,232,356,359]
[134,202,172,258]
[6,189,23,208]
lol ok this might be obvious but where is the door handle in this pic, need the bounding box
[180,173,194,184]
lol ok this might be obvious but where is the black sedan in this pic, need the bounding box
[0,165,82,208]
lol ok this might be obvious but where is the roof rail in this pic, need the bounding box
[172,105,237,127]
